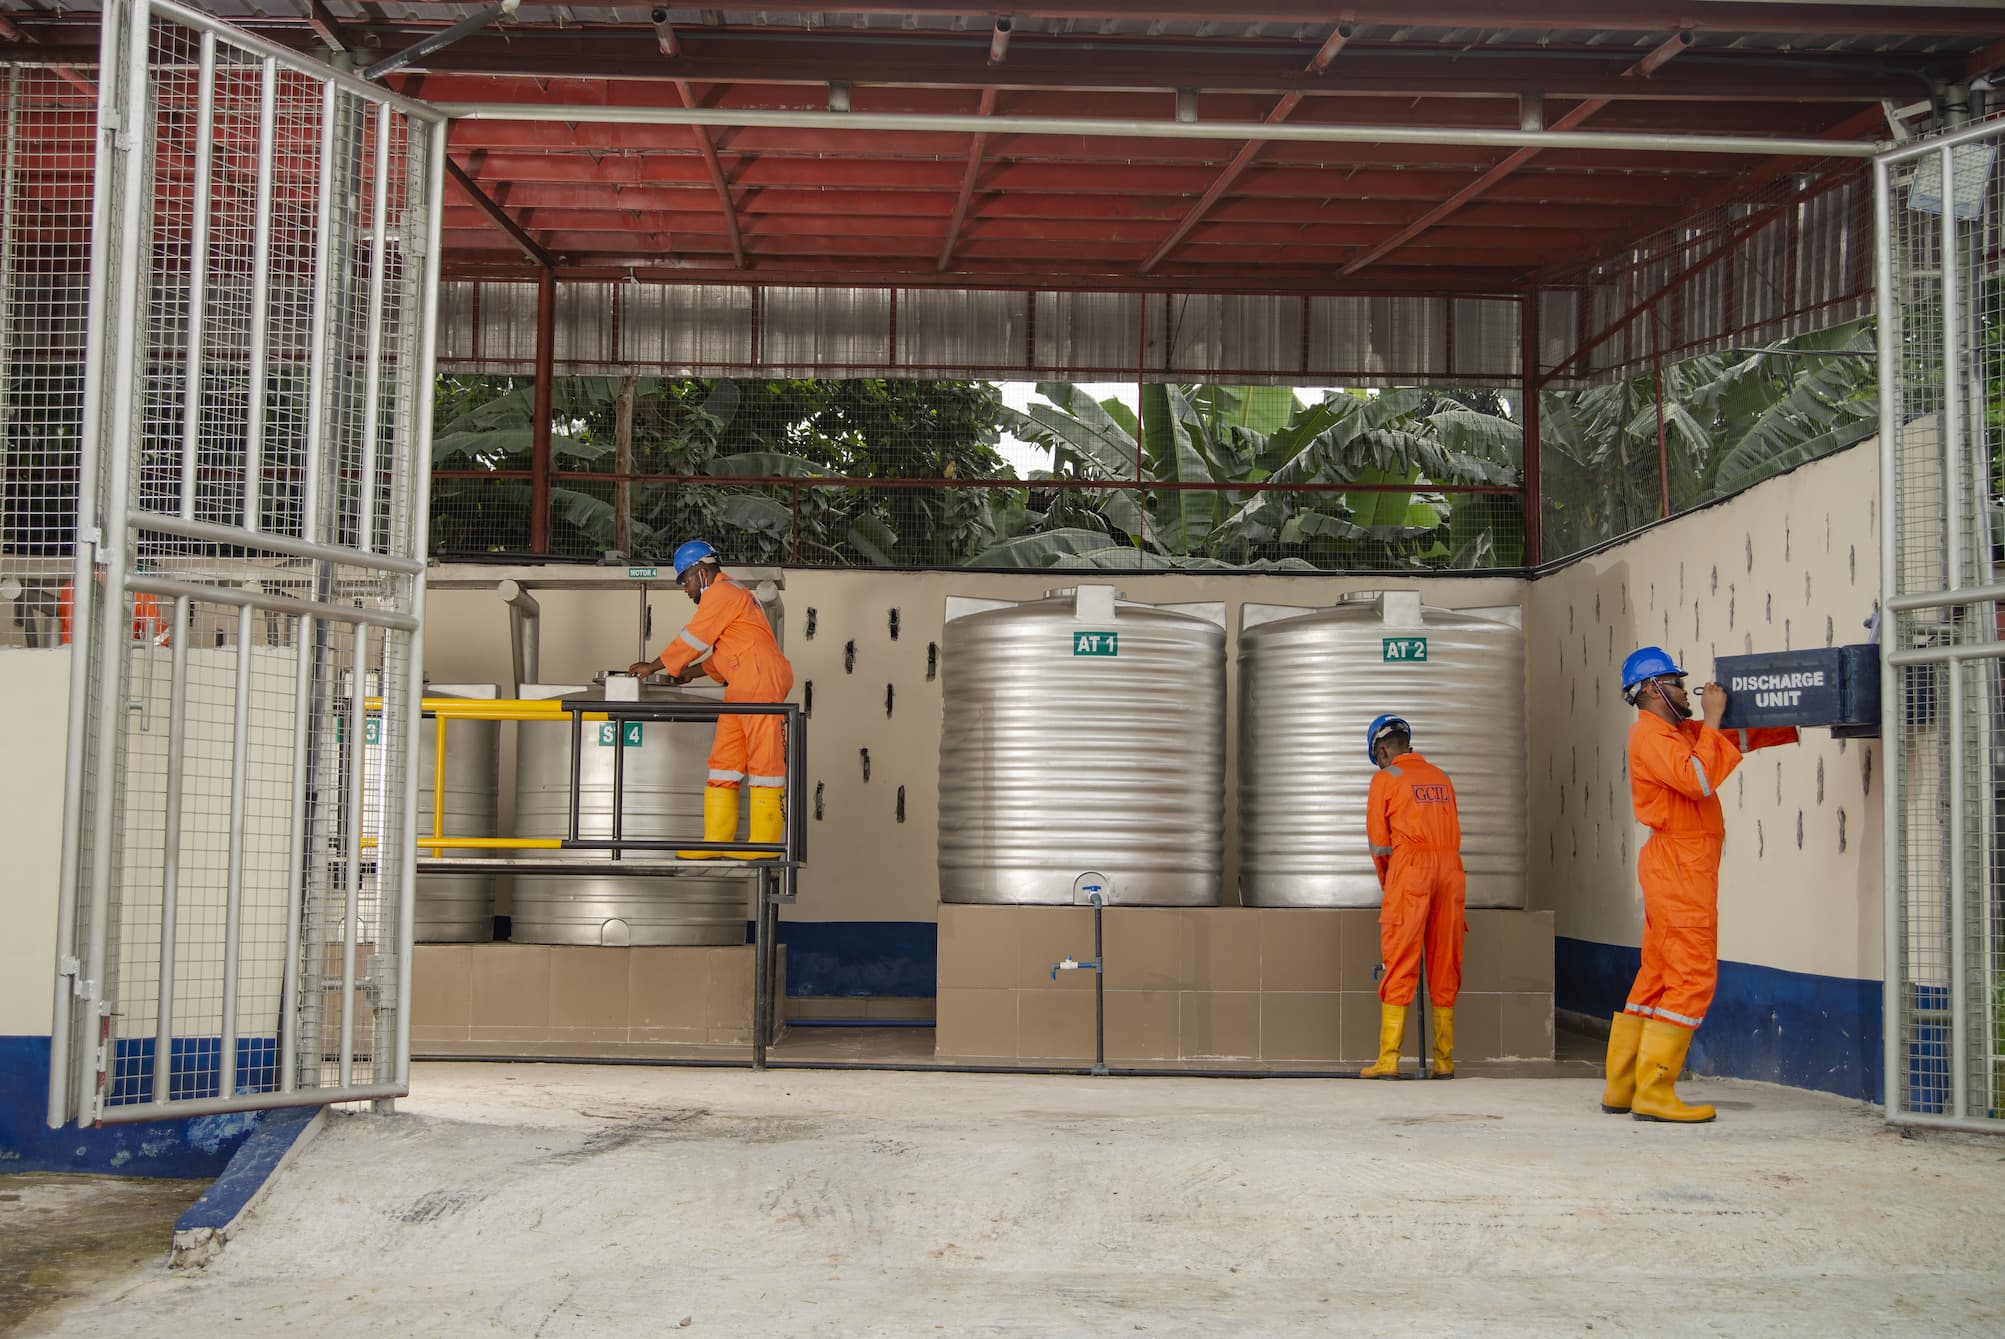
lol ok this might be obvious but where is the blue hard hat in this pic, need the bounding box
[671,539,718,580]
[1366,713,1411,764]
[1620,645,1685,690]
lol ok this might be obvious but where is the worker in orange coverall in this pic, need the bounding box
[1601,646,1796,1123]
[1358,713,1466,1080]
[58,566,167,646]
[628,540,794,860]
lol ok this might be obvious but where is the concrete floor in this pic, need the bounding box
[1,1176,204,1337]
[17,1060,2005,1338]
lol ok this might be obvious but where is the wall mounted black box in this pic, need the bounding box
[1713,644,1880,737]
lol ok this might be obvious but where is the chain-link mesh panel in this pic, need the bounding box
[1881,122,2005,1127]
[58,4,441,1124]
[431,377,1526,571]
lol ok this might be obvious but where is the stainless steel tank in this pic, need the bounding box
[510,683,748,946]
[938,584,1226,906]
[1238,590,1526,909]
[413,683,501,943]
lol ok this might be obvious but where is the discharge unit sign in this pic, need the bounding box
[1713,646,1880,733]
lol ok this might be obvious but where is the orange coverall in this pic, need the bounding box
[658,573,794,791]
[1623,712,1749,1030]
[1367,751,1467,1009]
[57,582,167,646]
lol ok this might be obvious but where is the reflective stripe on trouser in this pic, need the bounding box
[1376,847,1467,1009]
[1622,832,1720,1031]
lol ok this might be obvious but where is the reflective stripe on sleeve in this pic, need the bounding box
[1369,843,1395,857]
[679,628,711,653]
[1690,756,1712,797]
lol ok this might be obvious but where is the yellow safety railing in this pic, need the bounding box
[360,696,622,853]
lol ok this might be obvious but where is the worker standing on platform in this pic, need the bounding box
[629,540,793,860]
[1601,647,1745,1124]
[1359,714,1467,1080]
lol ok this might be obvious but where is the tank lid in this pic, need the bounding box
[1044,585,1125,604]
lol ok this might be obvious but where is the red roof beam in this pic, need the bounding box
[938,87,999,271]
[1341,29,1693,277]
[444,158,555,270]
[672,79,747,270]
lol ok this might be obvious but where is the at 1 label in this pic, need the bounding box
[1382,637,1428,663]
[1073,631,1118,656]
[598,721,644,747]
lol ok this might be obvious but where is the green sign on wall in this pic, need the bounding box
[1382,637,1428,663]
[598,721,645,747]
[1073,631,1119,656]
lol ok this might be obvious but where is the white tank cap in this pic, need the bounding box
[1380,590,1424,625]
[1072,584,1118,622]
[0,576,21,601]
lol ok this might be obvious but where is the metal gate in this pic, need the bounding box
[1876,117,2005,1132]
[46,0,445,1127]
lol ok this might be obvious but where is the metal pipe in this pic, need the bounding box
[1889,642,2005,668]
[435,101,1889,159]
[1889,582,2005,612]
[1875,154,1904,1122]
[1949,658,1968,1118]
[180,34,215,525]
[1886,1111,2005,1136]
[498,578,540,693]
[339,625,370,1089]
[47,0,128,1130]
[1520,293,1541,566]
[356,104,392,556]
[152,591,193,1106]
[753,871,773,1070]
[362,0,520,82]
[1941,144,1965,594]
[651,8,678,59]
[1880,114,2005,163]
[77,0,158,1125]
[220,605,254,1097]
[90,1081,407,1127]
[129,511,426,574]
[244,58,277,532]
[280,77,344,1097]
[125,573,421,633]
[530,268,555,553]
[988,15,1012,67]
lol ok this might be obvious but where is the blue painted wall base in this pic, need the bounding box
[1557,936,1882,1103]
[756,920,937,997]
[1,1036,266,1176]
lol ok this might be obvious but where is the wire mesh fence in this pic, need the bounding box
[44,3,441,1125]
[429,376,1527,571]
[1880,118,2005,1127]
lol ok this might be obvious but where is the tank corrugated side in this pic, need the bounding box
[938,585,1226,906]
[415,684,501,943]
[510,684,747,946]
[1238,591,1527,909]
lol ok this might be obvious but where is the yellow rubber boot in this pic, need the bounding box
[679,785,739,860]
[1358,1003,1408,1078]
[1631,1019,1716,1123]
[734,787,785,860]
[1600,1012,1645,1114]
[1429,1006,1455,1079]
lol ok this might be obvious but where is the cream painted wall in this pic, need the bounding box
[423,567,1527,926]
[1525,442,1884,982]
[0,649,69,1034]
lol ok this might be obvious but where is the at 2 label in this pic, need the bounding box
[1382,637,1428,663]
[597,722,644,747]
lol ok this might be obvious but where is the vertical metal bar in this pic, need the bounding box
[242,57,276,532]
[1874,155,1903,1120]
[280,78,343,1095]
[568,708,583,842]
[1950,658,1969,1118]
[432,714,446,841]
[78,0,159,1124]
[339,626,370,1089]
[219,604,254,1096]
[529,267,554,553]
[392,114,447,1091]
[1941,145,1965,594]
[0,70,19,575]
[356,104,391,555]
[611,709,626,861]
[180,33,214,523]
[1519,292,1541,566]
[752,869,772,1070]
[49,0,133,1130]
[1652,311,1669,518]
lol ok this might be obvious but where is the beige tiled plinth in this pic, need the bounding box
[413,943,784,1053]
[936,904,1553,1066]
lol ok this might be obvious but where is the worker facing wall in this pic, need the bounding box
[1527,440,1883,1101]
